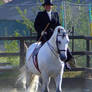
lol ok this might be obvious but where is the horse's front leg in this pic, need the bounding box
[55,75,62,92]
[41,72,50,92]
[54,63,64,92]
[54,74,63,92]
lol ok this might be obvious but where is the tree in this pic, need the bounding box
[0,0,4,5]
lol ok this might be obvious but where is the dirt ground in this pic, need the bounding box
[0,78,92,92]
[0,68,92,92]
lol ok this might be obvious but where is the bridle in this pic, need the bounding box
[56,32,67,55]
[47,30,68,58]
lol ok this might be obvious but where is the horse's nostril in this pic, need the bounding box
[60,54,67,61]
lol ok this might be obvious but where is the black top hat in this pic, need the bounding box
[42,0,53,6]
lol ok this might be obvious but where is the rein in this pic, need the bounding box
[47,41,59,58]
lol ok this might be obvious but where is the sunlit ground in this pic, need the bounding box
[0,68,92,92]
[0,78,92,92]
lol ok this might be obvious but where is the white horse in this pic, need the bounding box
[19,26,69,92]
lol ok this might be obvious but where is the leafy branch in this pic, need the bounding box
[16,7,35,32]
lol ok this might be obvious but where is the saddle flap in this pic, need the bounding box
[32,42,42,56]
[32,43,42,73]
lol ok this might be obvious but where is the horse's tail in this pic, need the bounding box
[16,64,40,91]
[24,42,28,50]
[16,65,26,89]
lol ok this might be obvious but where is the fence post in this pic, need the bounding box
[72,26,74,52]
[20,39,25,67]
[86,40,90,67]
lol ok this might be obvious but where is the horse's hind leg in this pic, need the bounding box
[25,68,32,90]
[25,70,39,92]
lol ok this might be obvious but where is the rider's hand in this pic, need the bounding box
[41,31,47,36]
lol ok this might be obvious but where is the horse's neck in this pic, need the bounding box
[48,35,57,51]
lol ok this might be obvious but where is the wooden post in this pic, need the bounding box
[86,40,90,67]
[72,26,74,52]
[20,39,25,67]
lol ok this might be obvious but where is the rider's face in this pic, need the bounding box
[44,5,52,11]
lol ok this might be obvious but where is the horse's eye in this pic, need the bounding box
[58,28,61,33]
[58,41,61,44]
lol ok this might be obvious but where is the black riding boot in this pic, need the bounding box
[64,48,73,71]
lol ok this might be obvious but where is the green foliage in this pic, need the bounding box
[5,41,19,53]
[67,0,73,2]
[40,0,44,2]
[59,5,64,26]
[4,32,20,65]
[66,0,86,4]
[77,0,80,3]
[16,7,35,32]
[0,1,4,5]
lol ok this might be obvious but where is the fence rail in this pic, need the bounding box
[0,36,92,67]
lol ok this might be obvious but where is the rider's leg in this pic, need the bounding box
[65,48,76,70]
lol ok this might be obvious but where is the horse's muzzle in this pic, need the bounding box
[59,54,67,61]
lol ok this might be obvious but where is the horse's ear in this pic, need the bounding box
[67,30,72,34]
[58,28,61,33]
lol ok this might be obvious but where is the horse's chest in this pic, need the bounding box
[47,63,62,75]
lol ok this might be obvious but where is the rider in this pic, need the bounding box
[34,0,75,70]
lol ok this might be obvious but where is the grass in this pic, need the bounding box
[0,68,85,80]
[63,71,85,78]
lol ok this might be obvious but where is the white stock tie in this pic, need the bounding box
[47,11,52,21]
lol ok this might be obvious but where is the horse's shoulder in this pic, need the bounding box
[28,42,41,49]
